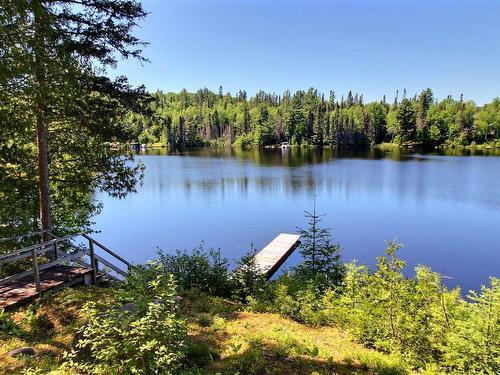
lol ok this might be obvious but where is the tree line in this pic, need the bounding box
[127,87,500,149]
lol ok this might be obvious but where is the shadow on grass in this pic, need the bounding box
[185,332,408,375]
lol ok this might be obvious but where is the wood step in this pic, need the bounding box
[0,265,92,309]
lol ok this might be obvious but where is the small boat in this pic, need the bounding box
[279,142,291,150]
[140,143,147,149]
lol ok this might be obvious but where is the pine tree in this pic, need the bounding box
[416,88,433,142]
[0,0,149,240]
[295,201,344,285]
[232,245,266,301]
[397,98,417,143]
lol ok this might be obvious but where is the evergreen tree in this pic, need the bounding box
[397,98,417,143]
[123,87,498,151]
[232,245,266,301]
[416,89,433,142]
[0,0,149,240]
[295,201,344,285]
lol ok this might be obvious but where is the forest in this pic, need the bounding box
[126,87,500,149]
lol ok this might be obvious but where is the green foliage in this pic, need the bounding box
[294,204,345,286]
[0,0,149,241]
[233,133,253,148]
[158,246,233,297]
[126,87,500,150]
[396,98,416,143]
[0,308,20,335]
[443,277,500,374]
[474,98,500,142]
[65,273,187,374]
[231,246,267,301]
[23,303,54,335]
[252,241,499,373]
[143,244,268,302]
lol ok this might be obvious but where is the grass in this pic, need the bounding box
[1,286,411,374]
[0,286,116,374]
[181,291,408,375]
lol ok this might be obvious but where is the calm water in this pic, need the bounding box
[93,147,500,293]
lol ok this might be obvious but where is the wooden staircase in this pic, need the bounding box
[0,230,131,309]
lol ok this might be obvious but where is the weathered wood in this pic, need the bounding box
[94,254,127,277]
[0,265,92,309]
[0,249,88,286]
[0,232,130,307]
[83,234,131,268]
[54,236,128,278]
[253,233,301,280]
[38,250,89,272]
[31,248,41,295]
[0,245,54,265]
[0,233,84,264]
[0,229,53,243]
[0,269,38,287]
[71,257,121,282]
[89,239,97,285]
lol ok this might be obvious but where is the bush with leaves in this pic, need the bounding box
[65,272,186,374]
[231,246,267,301]
[442,277,500,374]
[158,246,232,297]
[0,308,20,335]
[251,240,499,373]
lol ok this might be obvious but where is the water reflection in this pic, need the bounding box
[133,147,500,211]
[143,146,500,164]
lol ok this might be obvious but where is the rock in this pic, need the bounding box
[8,347,35,357]
[123,302,137,312]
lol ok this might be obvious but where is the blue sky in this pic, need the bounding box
[113,0,500,104]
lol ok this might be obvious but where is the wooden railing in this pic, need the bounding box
[0,230,131,296]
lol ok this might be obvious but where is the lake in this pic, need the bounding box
[93,147,500,293]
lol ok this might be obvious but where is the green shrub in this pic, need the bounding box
[442,278,500,374]
[184,340,218,368]
[65,273,187,374]
[252,241,499,373]
[23,303,54,335]
[158,246,233,297]
[231,246,266,301]
[294,205,345,287]
[196,313,213,327]
[0,308,20,335]
[233,133,253,148]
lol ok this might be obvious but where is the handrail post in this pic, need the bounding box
[31,247,41,297]
[88,239,97,285]
[53,241,58,260]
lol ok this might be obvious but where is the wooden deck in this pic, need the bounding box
[0,231,131,310]
[254,233,301,280]
[0,265,92,309]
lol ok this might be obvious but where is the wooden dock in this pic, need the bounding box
[253,233,301,280]
[0,265,92,309]
[0,231,131,309]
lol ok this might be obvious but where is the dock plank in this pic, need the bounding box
[0,265,91,309]
[254,233,301,280]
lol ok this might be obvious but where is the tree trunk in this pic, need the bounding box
[33,0,52,241]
